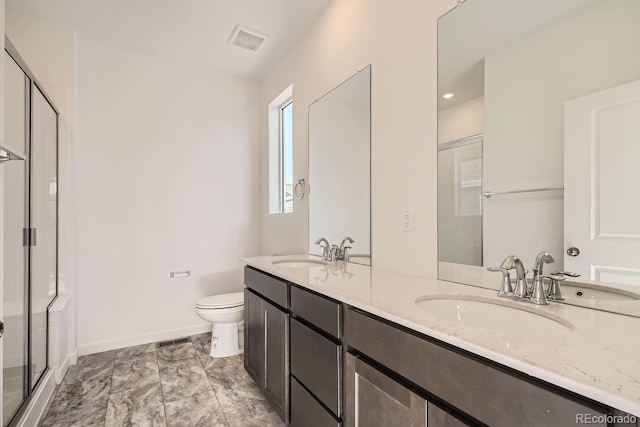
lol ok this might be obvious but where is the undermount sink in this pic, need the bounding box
[415,295,574,334]
[271,259,328,268]
[561,283,640,302]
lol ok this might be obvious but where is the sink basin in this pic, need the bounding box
[415,295,574,334]
[271,259,328,268]
[561,284,640,302]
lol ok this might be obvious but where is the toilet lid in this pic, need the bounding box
[196,292,244,309]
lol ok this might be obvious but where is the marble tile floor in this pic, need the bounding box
[39,333,284,427]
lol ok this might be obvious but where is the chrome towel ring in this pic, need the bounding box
[294,178,306,200]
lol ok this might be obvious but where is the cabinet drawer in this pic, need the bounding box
[291,318,342,416]
[344,308,609,427]
[291,377,341,427]
[290,285,342,339]
[244,267,288,309]
[428,403,468,427]
[345,352,426,427]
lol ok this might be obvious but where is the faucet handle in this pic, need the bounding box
[551,271,580,278]
[487,267,513,297]
[546,273,570,301]
[315,238,331,261]
[539,273,566,282]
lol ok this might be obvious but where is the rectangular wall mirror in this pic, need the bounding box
[309,66,371,266]
[437,0,640,317]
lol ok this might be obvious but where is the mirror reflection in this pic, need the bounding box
[309,66,371,265]
[437,0,640,316]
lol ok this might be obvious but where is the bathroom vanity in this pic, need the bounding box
[244,267,289,421]
[243,256,640,426]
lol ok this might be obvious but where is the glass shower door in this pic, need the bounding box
[30,86,58,388]
[2,42,58,426]
[437,138,483,267]
[2,51,29,426]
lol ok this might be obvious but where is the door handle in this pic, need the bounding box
[0,321,4,338]
[567,247,580,257]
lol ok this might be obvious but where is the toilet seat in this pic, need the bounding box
[196,292,244,309]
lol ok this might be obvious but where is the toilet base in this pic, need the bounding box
[209,322,241,358]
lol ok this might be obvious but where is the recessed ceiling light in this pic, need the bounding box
[443,93,455,100]
[228,25,269,51]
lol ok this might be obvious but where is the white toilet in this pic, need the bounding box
[196,292,244,358]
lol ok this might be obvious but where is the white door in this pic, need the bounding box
[564,80,640,285]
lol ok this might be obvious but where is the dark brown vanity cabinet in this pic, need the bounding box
[289,285,344,426]
[343,307,626,427]
[243,268,289,423]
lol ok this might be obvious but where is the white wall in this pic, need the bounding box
[483,0,640,269]
[75,38,261,354]
[260,0,456,277]
[438,95,484,144]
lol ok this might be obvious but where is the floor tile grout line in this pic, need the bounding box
[198,352,256,424]
[155,346,169,419]
[104,352,117,427]
[194,343,233,426]
[155,350,170,427]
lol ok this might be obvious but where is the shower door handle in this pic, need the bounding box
[0,321,3,338]
[23,228,37,247]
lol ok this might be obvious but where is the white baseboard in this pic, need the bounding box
[55,351,75,384]
[16,369,56,427]
[69,348,79,365]
[78,324,212,356]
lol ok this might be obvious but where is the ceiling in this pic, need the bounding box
[6,0,333,80]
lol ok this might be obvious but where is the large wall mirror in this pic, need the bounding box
[309,66,371,266]
[437,0,640,316]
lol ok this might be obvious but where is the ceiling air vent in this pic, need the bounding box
[228,25,268,51]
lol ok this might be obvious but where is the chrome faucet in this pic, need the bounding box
[315,238,331,261]
[530,252,555,304]
[500,255,529,299]
[340,237,354,262]
[489,252,577,306]
[315,237,355,262]
[532,252,554,288]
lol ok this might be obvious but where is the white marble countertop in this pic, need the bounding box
[243,255,640,417]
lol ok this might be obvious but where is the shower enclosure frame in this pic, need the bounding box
[3,36,59,427]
